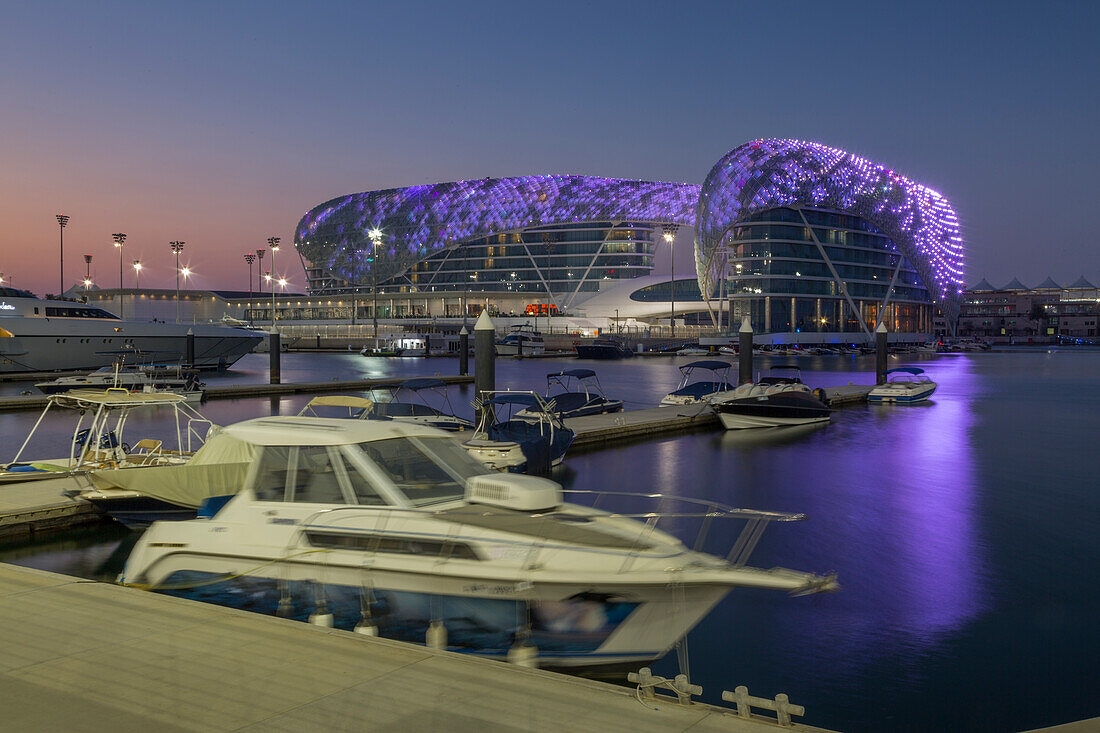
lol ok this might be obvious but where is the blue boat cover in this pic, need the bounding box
[885,367,925,375]
[680,360,732,372]
[669,381,733,398]
[487,393,543,407]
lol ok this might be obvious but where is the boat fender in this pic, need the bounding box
[354,621,379,636]
[426,620,448,650]
[507,642,539,668]
[812,388,828,405]
[308,613,334,627]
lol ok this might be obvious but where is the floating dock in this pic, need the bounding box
[0,562,833,732]
[567,405,720,451]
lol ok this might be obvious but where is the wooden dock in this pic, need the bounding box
[0,477,106,541]
[0,562,833,732]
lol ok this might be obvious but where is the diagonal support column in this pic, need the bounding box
[874,252,907,331]
[796,208,872,340]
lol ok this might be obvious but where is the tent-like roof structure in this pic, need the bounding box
[969,278,995,291]
[1068,276,1095,289]
[1002,278,1029,291]
[1035,276,1062,290]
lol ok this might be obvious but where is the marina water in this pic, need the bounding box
[2,349,1097,732]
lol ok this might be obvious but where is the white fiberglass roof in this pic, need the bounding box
[223,416,452,446]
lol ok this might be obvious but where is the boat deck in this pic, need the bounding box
[0,562,834,732]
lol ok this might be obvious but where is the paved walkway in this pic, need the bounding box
[0,563,832,732]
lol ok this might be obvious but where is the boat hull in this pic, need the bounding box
[867,384,937,403]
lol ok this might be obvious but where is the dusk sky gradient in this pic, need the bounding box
[2,0,1097,295]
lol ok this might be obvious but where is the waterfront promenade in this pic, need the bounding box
[0,562,830,732]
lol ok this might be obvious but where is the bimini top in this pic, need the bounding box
[548,369,597,380]
[54,389,187,408]
[399,377,448,391]
[223,416,452,446]
[680,360,732,372]
[484,392,544,408]
[294,175,699,284]
[885,367,925,375]
[695,139,965,319]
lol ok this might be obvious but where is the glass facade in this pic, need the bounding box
[722,207,934,334]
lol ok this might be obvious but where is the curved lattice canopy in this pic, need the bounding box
[295,176,699,283]
[694,139,965,319]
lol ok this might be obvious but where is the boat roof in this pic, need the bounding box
[885,367,925,375]
[399,377,447,390]
[223,416,451,446]
[302,395,374,409]
[485,392,543,407]
[548,368,596,379]
[680,360,731,372]
[52,389,186,407]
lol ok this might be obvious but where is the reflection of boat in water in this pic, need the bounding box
[121,416,837,668]
[716,420,829,448]
[868,367,937,403]
[520,369,622,420]
[463,392,574,473]
[708,366,831,429]
[660,360,734,406]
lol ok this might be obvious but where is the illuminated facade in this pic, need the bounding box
[294,139,964,335]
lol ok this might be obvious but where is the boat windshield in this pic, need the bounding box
[252,445,387,505]
[356,437,489,507]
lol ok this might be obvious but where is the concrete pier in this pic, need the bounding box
[0,562,834,732]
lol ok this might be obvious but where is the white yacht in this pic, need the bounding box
[120,416,836,668]
[496,326,545,356]
[0,287,262,373]
[868,367,938,403]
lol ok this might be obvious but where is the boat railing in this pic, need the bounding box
[286,490,805,572]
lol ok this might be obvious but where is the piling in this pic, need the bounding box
[269,332,281,385]
[875,322,888,384]
[185,329,195,367]
[474,311,496,424]
[458,326,469,376]
[738,316,754,385]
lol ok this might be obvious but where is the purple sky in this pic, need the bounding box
[2,1,1097,295]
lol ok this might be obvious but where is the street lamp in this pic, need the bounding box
[112,233,127,317]
[267,237,280,329]
[662,224,679,339]
[244,253,256,292]
[132,260,142,289]
[169,241,185,323]
[56,215,69,295]
[368,228,382,337]
[83,255,93,292]
[255,248,265,294]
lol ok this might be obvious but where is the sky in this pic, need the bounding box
[1,0,1097,295]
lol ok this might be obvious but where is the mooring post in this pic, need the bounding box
[185,328,195,368]
[875,321,888,384]
[269,332,281,384]
[458,326,469,376]
[739,316,754,385]
[474,311,496,423]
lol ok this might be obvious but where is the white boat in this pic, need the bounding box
[708,380,831,430]
[299,382,474,433]
[36,363,204,401]
[660,360,734,406]
[0,288,262,373]
[1,388,214,493]
[463,391,574,473]
[496,326,545,356]
[867,367,937,403]
[119,416,837,668]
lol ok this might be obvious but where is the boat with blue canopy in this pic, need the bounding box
[868,367,937,403]
[463,391,574,473]
[299,379,474,432]
[660,360,735,406]
[520,369,623,420]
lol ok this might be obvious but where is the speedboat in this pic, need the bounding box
[676,346,708,356]
[574,338,633,360]
[660,360,734,406]
[36,364,204,401]
[1,388,213,486]
[708,371,831,430]
[496,326,545,356]
[0,287,261,373]
[463,392,574,473]
[868,367,937,403]
[520,369,623,420]
[299,381,474,433]
[119,416,838,668]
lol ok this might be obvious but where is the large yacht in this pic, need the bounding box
[0,288,263,373]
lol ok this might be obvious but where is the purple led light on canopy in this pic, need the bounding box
[694,138,965,320]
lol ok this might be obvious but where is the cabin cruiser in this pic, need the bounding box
[868,367,937,403]
[574,338,633,360]
[520,369,622,420]
[660,361,735,406]
[707,367,831,430]
[36,363,204,401]
[463,392,574,473]
[496,326,545,356]
[0,287,261,373]
[119,416,837,668]
[1,389,213,486]
[676,346,708,356]
[299,381,474,433]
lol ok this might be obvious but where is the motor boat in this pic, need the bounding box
[496,326,545,356]
[463,391,574,473]
[660,361,734,406]
[708,375,831,430]
[119,416,838,668]
[868,367,937,403]
[1,388,213,486]
[36,363,204,401]
[0,287,261,374]
[520,369,623,420]
[300,381,474,433]
[76,428,255,528]
[676,346,709,356]
[718,345,738,356]
[574,338,633,360]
